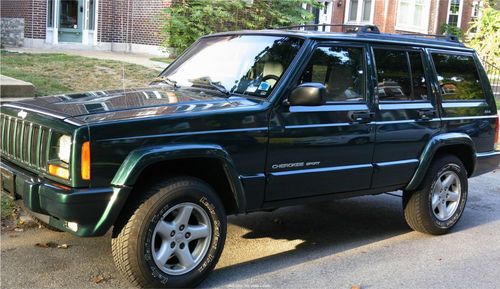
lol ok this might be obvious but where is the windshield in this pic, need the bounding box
[161,35,304,97]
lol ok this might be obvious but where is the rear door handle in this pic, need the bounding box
[417,109,437,120]
[350,111,374,123]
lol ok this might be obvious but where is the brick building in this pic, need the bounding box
[0,0,171,55]
[0,0,486,55]
[309,0,482,35]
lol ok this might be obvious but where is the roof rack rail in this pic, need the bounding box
[399,33,460,42]
[274,24,380,34]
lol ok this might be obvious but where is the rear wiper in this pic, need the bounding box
[151,76,179,89]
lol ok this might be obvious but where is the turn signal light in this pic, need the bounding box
[81,141,91,180]
[48,164,70,180]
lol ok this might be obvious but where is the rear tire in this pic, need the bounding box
[403,155,468,235]
[111,177,226,288]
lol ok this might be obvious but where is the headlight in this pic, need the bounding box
[57,135,72,164]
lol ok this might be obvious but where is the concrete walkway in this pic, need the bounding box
[4,47,169,72]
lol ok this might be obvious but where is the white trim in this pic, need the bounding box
[318,2,333,31]
[446,0,464,27]
[93,0,99,45]
[344,0,375,24]
[45,0,59,45]
[395,0,431,33]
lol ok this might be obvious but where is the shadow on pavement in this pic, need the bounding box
[204,189,500,287]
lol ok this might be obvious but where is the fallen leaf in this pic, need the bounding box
[57,244,69,249]
[91,275,105,284]
[35,242,58,248]
[351,285,362,289]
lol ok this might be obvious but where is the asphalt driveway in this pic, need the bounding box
[1,171,499,289]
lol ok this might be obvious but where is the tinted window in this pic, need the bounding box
[409,52,429,101]
[299,46,365,102]
[432,53,484,100]
[374,49,429,101]
[163,36,304,98]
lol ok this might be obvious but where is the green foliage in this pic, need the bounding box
[466,6,500,64]
[440,23,463,39]
[162,0,321,55]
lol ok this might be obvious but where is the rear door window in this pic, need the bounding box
[373,49,429,102]
[431,53,484,100]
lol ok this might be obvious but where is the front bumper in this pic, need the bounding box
[0,159,132,237]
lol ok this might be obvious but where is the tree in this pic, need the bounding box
[467,5,500,65]
[162,0,320,55]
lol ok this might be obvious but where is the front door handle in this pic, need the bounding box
[350,111,374,123]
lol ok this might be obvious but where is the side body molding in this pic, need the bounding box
[405,133,476,191]
[111,144,247,212]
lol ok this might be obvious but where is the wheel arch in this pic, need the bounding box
[111,144,246,215]
[405,133,476,191]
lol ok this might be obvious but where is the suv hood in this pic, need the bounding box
[1,86,262,123]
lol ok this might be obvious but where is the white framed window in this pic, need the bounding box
[469,1,481,33]
[395,0,431,33]
[446,0,463,27]
[344,0,374,24]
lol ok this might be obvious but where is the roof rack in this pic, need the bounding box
[274,24,380,34]
[399,33,460,42]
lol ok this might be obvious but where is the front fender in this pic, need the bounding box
[405,133,476,191]
[111,143,247,212]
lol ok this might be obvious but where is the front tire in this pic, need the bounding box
[111,177,227,288]
[403,155,468,235]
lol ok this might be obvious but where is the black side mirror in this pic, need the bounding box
[288,83,326,106]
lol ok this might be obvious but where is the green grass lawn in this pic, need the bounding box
[1,193,15,220]
[1,51,159,97]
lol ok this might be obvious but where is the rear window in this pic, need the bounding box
[431,53,485,101]
[374,49,429,102]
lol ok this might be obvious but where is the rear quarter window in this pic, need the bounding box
[431,53,485,101]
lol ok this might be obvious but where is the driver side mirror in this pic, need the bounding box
[287,83,326,106]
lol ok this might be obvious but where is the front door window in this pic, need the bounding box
[60,0,79,29]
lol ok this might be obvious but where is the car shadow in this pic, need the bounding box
[202,189,499,288]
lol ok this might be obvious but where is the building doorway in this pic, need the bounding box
[46,0,97,45]
[58,0,84,42]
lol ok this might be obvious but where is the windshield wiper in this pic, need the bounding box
[151,76,179,89]
[206,81,231,97]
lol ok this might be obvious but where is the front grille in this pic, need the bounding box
[0,113,50,171]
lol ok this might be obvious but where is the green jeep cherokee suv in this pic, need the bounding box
[1,25,499,288]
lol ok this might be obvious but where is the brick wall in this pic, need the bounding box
[329,0,479,35]
[98,0,171,46]
[1,0,46,40]
[460,0,473,31]
[0,0,23,18]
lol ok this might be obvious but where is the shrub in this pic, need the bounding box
[162,0,320,56]
[466,6,500,64]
